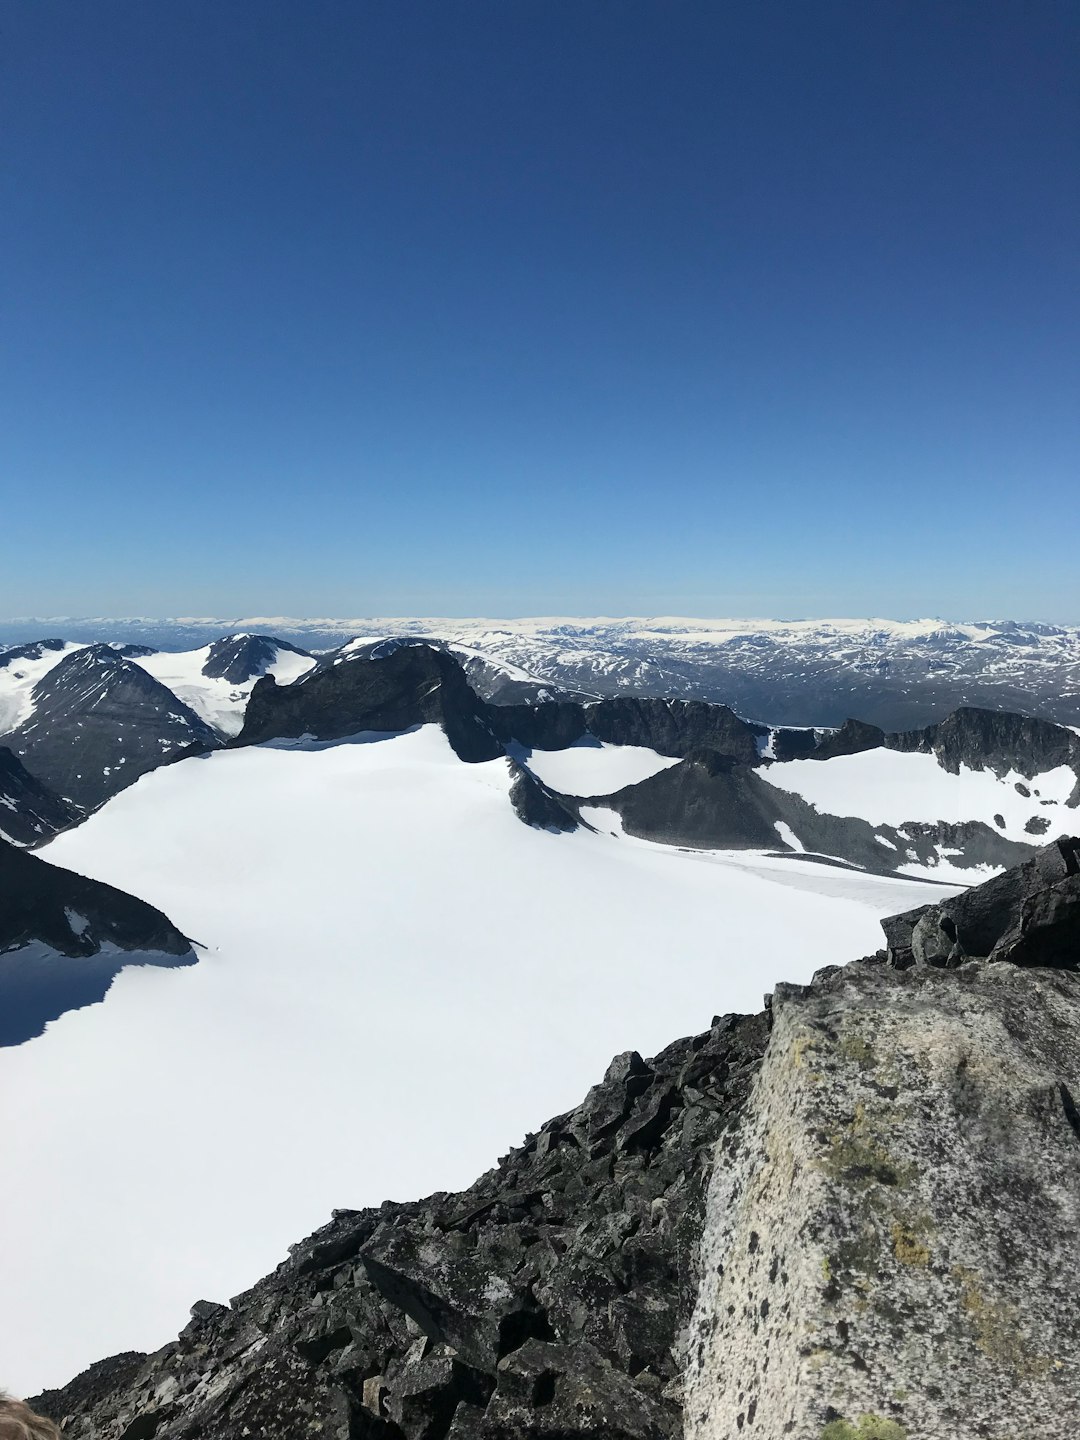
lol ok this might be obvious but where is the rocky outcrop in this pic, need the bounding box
[33,1011,771,1439]
[585,699,765,764]
[886,705,1080,783]
[0,839,197,1045]
[236,643,504,763]
[884,835,1080,970]
[591,752,1031,876]
[506,761,579,832]
[5,645,219,810]
[685,959,1080,1439]
[0,745,80,846]
[811,718,886,760]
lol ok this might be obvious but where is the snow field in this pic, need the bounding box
[2,726,956,1393]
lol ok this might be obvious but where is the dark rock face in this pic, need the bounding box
[768,728,818,762]
[506,762,578,832]
[809,717,886,760]
[237,644,504,764]
[202,633,312,685]
[487,696,765,765]
[886,704,1080,780]
[0,745,80,846]
[593,751,1032,875]
[585,698,765,764]
[884,835,1080,970]
[5,646,219,810]
[34,1012,770,1440]
[0,838,196,1045]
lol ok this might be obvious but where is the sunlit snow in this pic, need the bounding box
[2,727,957,1393]
[759,748,1076,841]
[516,738,679,795]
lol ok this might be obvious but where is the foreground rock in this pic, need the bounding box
[0,839,197,1045]
[33,1011,771,1438]
[686,960,1080,1438]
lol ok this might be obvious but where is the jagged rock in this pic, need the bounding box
[0,838,197,1045]
[507,761,578,831]
[811,717,886,759]
[770,727,818,761]
[585,698,765,764]
[887,836,1080,970]
[236,643,504,763]
[483,1339,673,1438]
[0,745,80,845]
[887,704,1080,781]
[685,959,1080,1438]
[34,1010,770,1439]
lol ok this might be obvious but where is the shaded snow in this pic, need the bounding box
[2,727,956,1393]
[516,739,679,796]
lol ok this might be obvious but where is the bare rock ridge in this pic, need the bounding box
[0,838,197,1045]
[34,841,1080,1439]
[0,745,80,846]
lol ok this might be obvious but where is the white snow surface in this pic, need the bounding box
[133,645,315,736]
[2,726,957,1393]
[0,643,83,734]
[758,748,1077,842]
[516,739,679,796]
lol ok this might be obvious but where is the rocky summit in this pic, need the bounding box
[31,840,1080,1439]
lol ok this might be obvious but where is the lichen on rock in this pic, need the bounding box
[684,959,1080,1438]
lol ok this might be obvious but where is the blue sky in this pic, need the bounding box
[3,1,1077,620]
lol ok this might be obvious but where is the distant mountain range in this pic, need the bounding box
[2,615,1078,727]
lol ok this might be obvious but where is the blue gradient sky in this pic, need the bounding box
[3,1,1077,620]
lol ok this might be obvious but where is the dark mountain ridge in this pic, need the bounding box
[0,838,197,1045]
[0,746,80,846]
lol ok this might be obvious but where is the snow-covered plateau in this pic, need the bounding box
[0,724,957,1394]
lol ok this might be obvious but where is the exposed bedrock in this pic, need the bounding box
[236,643,504,763]
[883,835,1080,970]
[0,744,80,846]
[685,959,1080,1439]
[0,838,197,1044]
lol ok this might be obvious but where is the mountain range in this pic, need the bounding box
[3,623,1080,1398]
[2,615,1079,727]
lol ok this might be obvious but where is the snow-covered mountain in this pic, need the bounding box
[3,645,220,811]
[5,615,1078,728]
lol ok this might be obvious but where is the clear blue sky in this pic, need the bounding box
[3,1,1077,620]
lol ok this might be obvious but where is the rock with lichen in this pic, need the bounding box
[685,957,1080,1438]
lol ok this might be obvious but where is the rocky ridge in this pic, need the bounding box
[0,839,197,1045]
[0,745,80,846]
[32,840,1080,1438]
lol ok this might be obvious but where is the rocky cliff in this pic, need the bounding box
[33,842,1080,1438]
